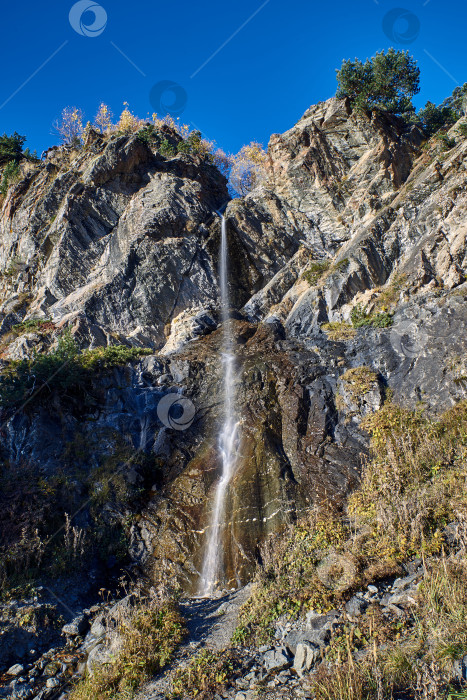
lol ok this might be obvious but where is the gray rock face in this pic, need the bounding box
[1,131,229,349]
[61,614,88,637]
[0,97,466,602]
[345,596,369,617]
[262,647,292,672]
[293,641,320,677]
[283,628,330,655]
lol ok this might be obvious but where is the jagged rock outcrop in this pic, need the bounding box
[1,97,467,616]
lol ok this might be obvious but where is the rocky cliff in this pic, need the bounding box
[0,97,467,692]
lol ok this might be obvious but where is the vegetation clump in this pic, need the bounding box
[302,260,331,286]
[233,509,350,645]
[0,332,152,411]
[350,401,467,562]
[336,48,420,115]
[321,321,356,341]
[341,366,379,399]
[70,597,186,700]
[171,649,245,699]
[0,132,38,195]
[350,303,393,329]
[438,133,457,151]
[11,318,55,334]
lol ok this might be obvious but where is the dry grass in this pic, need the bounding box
[170,648,245,699]
[341,366,379,400]
[322,321,357,341]
[349,401,467,562]
[312,661,389,700]
[232,508,350,644]
[233,399,467,697]
[70,594,186,700]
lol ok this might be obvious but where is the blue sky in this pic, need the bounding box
[1,0,466,156]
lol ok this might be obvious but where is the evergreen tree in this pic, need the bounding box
[336,48,420,115]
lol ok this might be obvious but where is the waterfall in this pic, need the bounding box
[199,216,239,596]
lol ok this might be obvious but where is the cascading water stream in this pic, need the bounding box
[199,216,239,596]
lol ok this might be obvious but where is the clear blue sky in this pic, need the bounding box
[1,0,466,156]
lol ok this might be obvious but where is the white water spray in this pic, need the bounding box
[199,216,239,596]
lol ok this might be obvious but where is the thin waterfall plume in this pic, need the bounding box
[199,215,239,596]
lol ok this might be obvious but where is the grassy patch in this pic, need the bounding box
[70,598,186,700]
[232,509,350,645]
[0,331,152,411]
[302,260,331,286]
[350,304,393,329]
[341,366,379,399]
[11,318,55,334]
[349,401,467,562]
[312,556,467,700]
[171,649,245,699]
[322,321,357,341]
[234,400,467,658]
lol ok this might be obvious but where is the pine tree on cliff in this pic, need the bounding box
[336,48,420,116]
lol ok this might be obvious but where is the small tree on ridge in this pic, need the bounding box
[336,48,420,116]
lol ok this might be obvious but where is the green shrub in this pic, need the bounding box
[136,124,156,143]
[415,101,458,138]
[159,139,176,157]
[0,132,26,165]
[457,122,467,138]
[177,129,203,155]
[0,332,152,411]
[302,260,331,286]
[0,161,20,195]
[350,304,393,329]
[438,133,456,150]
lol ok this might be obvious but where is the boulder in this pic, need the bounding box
[345,596,368,617]
[284,628,330,655]
[262,647,292,672]
[293,641,320,677]
[6,664,24,676]
[62,614,88,637]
